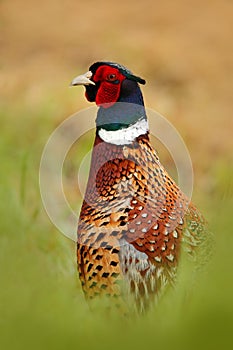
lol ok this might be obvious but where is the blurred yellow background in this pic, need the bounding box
[0,1,233,349]
[1,0,232,187]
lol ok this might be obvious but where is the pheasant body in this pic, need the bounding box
[71,62,208,312]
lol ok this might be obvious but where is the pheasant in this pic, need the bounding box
[71,61,209,312]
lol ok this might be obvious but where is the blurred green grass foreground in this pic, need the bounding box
[0,1,233,349]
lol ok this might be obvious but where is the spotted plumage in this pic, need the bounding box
[71,61,210,312]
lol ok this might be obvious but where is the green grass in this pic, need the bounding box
[0,94,233,350]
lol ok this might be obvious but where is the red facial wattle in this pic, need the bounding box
[93,65,126,107]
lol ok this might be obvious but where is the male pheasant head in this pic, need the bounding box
[71,61,146,107]
[71,62,148,144]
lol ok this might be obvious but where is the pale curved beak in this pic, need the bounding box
[70,71,95,86]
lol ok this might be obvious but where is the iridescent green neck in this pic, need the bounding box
[96,84,146,132]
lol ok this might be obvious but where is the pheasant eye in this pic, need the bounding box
[106,74,117,82]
